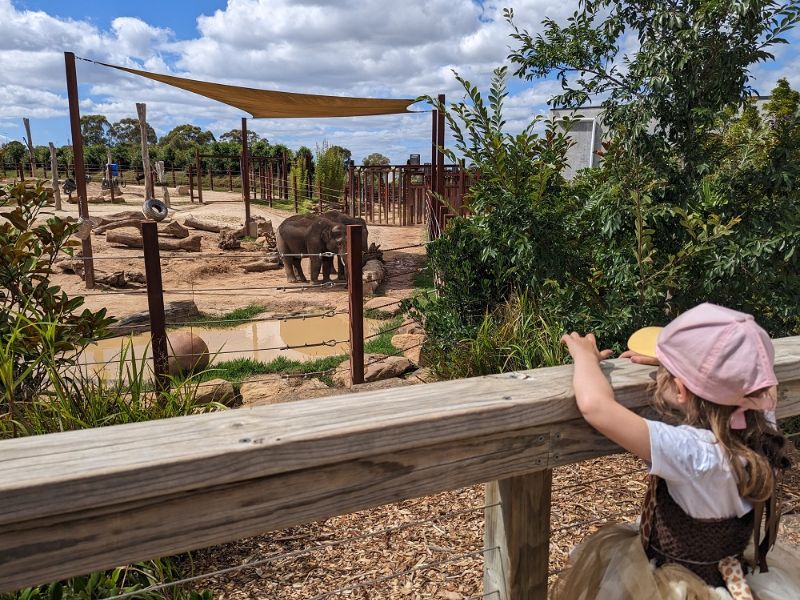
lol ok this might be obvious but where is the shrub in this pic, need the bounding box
[314,140,346,204]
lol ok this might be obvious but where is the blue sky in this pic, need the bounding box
[1,0,798,164]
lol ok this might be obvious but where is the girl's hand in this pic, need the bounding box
[560,332,613,362]
[619,350,660,366]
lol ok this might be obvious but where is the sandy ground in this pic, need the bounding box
[35,184,426,321]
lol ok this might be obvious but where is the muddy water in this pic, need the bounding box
[84,313,378,376]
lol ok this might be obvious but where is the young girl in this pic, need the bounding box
[555,303,799,600]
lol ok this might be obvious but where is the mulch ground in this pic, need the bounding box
[184,442,799,599]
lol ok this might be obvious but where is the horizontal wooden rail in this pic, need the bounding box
[0,336,798,591]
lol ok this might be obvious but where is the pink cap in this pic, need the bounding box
[655,303,778,428]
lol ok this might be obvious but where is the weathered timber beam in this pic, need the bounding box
[0,336,797,591]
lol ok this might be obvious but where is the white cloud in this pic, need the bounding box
[0,0,595,162]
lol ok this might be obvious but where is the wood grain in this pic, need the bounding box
[0,336,798,591]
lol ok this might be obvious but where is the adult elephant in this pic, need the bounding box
[276,215,346,283]
[321,211,369,280]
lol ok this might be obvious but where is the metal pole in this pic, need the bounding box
[347,224,365,386]
[241,117,252,233]
[142,222,169,393]
[64,51,95,289]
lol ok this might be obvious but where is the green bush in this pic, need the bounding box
[0,182,114,405]
[314,140,346,204]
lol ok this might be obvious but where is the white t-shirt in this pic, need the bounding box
[646,419,753,519]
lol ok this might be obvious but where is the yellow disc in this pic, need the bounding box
[627,326,662,357]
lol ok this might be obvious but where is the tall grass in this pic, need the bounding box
[428,292,568,380]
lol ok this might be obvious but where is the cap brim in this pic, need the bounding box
[627,326,662,357]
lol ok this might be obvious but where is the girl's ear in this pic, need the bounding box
[674,378,690,406]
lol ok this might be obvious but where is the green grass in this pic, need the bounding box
[198,316,405,387]
[184,304,268,329]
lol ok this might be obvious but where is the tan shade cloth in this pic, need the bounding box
[90,60,417,118]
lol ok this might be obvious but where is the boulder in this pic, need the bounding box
[240,377,331,408]
[397,322,425,335]
[192,378,235,406]
[333,353,415,386]
[364,296,402,317]
[167,331,210,375]
[87,195,106,204]
[363,259,386,283]
[391,333,426,365]
[175,185,190,195]
[407,367,437,384]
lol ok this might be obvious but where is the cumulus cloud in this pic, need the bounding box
[0,0,584,161]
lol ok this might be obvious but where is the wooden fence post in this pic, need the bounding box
[194,148,203,204]
[292,173,298,213]
[142,222,169,393]
[346,225,364,386]
[49,143,61,211]
[484,470,552,600]
[188,167,194,203]
[241,118,252,233]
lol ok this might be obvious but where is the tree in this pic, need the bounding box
[1,141,27,166]
[111,118,157,145]
[506,1,800,187]
[160,124,215,151]
[329,145,352,162]
[362,152,390,166]
[80,115,113,146]
[314,141,347,203]
[219,129,264,145]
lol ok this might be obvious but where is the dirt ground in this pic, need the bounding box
[39,184,426,321]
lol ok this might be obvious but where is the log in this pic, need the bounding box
[94,218,144,235]
[183,215,236,233]
[161,220,190,239]
[107,230,202,252]
[243,258,282,272]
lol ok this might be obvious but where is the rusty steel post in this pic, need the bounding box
[64,51,95,288]
[282,151,289,200]
[346,224,365,386]
[437,93,446,210]
[241,118,252,232]
[142,221,169,393]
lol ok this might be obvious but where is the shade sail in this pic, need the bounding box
[85,59,418,118]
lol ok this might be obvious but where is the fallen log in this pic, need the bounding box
[184,215,238,233]
[161,220,190,239]
[94,217,144,235]
[107,230,202,252]
[243,258,282,272]
[94,218,189,238]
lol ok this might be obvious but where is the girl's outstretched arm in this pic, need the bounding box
[561,332,651,462]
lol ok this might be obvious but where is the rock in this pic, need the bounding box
[66,194,78,204]
[240,378,331,408]
[218,229,242,250]
[111,196,126,204]
[87,195,106,204]
[192,378,235,406]
[391,333,426,365]
[333,353,415,386]
[397,322,425,335]
[350,377,415,393]
[167,331,210,375]
[407,367,437,384]
[255,236,267,246]
[363,259,386,283]
[175,185,190,195]
[364,296,402,317]
[108,299,201,338]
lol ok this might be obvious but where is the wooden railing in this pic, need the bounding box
[1,336,798,597]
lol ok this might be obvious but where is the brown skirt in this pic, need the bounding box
[552,522,800,600]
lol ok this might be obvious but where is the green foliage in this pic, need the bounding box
[314,140,347,203]
[362,152,390,166]
[79,115,113,146]
[0,183,114,402]
[1,141,27,165]
[189,304,268,328]
[413,68,578,351]
[428,292,568,380]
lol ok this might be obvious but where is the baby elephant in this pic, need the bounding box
[321,211,369,280]
[276,215,346,283]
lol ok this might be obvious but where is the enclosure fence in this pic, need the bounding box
[1,336,797,597]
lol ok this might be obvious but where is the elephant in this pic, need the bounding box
[276,215,347,284]
[321,211,369,280]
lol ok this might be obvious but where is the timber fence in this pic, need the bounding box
[0,336,797,597]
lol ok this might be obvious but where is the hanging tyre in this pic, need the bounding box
[142,198,168,222]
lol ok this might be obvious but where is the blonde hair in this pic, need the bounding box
[653,368,792,503]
